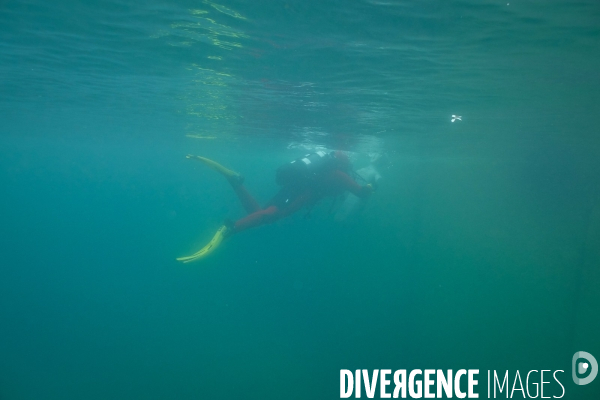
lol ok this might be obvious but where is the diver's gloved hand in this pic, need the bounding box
[362,183,375,197]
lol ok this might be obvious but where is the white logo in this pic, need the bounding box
[573,351,598,385]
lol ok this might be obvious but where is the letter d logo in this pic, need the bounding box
[572,351,598,385]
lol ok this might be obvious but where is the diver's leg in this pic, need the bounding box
[229,182,262,215]
[232,188,316,233]
[187,154,261,214]
[176,189,313,263]
[233,206,279,233]
[276,188,316,218]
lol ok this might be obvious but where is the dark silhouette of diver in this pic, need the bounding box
[177,151,373,263]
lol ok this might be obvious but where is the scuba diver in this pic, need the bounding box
[177,151,373,263]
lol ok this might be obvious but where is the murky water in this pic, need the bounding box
[1,1,599,399]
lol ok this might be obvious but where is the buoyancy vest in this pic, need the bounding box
[275,151,338,186]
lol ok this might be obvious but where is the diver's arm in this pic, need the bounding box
[332,170,373,198]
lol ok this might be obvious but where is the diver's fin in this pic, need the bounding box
[186,154,243,184]
[176,225,230,263]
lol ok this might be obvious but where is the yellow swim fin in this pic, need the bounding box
[177,225,230,263]
[186,154,243,183]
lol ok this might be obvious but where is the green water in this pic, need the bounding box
[1,0,599,399]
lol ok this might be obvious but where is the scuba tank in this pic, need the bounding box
[276,151,338,186]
